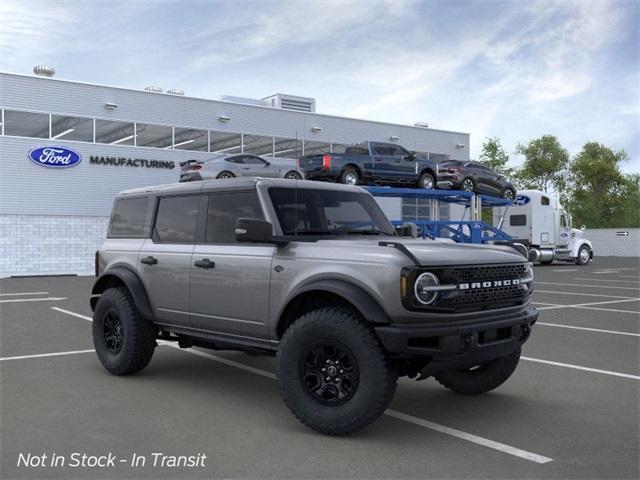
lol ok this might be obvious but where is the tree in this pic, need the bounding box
[564,142,637,228]
[515,135,569,193]
[479,137,513,177]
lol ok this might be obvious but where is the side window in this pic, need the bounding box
[391,145,409,157]
[243,156,267,165]
[561,215,567,228]
[153,196,200,244]
[541,196,550,206]
[510,215,527,226]
[226,156,244,164]
[109,197,149,238]
[205,191,264,244]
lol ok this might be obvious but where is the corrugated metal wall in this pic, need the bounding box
[585,229,640,258]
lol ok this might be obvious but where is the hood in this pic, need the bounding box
[312,237,527,266]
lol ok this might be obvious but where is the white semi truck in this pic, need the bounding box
[493,190,594,265]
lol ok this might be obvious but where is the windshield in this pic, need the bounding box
[268,187,396,237]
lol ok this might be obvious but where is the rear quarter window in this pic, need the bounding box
[109,197,150,238]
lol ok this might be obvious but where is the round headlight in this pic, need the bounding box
[414,272,440,305]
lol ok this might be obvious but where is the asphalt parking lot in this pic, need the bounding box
[1,256,638,479]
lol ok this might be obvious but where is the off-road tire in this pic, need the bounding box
[418,172,435,190]
[92,287,156,376]
[216,171,235,179]
[276,307,397,435]
[339,168,359,186]
[434,348,521,395]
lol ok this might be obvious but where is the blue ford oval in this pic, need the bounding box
[28,146,82,168]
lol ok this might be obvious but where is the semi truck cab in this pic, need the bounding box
[493,190,594,265]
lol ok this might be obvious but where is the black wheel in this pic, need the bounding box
[461,178,475,192]
[92,287,156,376]
[576,245,591,265]
[284,170,302,180]
[276,307,397,435]
[340,168,359,186]
[418,172,435,189]
[503,188,515,200]
[216,171,235,179]
[434,348,521,395]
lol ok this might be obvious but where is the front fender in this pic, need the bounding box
[281,278,391,325]
[90,266,155,321]
[571,239,593,258]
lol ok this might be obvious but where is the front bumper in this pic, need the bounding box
[375,305,537,372]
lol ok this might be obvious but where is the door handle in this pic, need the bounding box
[194,258,215,269]
[140,256,158,265]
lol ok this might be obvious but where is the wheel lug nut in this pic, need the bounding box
[322,368,326,372]
[326,377,330,381]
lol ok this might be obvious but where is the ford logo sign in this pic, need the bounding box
[28,146,82,168]
[513,195,530,206]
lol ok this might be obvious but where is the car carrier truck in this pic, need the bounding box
[493,190,594,265]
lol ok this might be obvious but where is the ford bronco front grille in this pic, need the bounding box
[403,263,532,312]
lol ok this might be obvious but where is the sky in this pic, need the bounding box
[1,0,638,172]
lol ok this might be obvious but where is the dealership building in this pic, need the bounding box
[0,69,470,277]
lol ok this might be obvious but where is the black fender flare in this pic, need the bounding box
[281,279,391,326]
[90,266,155,321]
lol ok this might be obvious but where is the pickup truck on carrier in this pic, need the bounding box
[298,141,440,189]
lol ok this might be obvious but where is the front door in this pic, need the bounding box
[189,190,274,343]
[239,155,274,177]
[139,194,201,325]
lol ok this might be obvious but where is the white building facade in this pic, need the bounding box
[0,72,470,277]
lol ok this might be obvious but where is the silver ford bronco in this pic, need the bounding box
[91,178,537,435]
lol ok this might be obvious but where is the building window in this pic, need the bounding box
[243,134,275,156]
[95,119,134,145]
[51,114,93,142]
[136,123,173,149]
[303,141,331,156]
[173,127,208,151]
[210,131,243,154]
[273,137,302,158]
[3,110,49,138]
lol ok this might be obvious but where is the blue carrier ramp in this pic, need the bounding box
[364,187,513,244]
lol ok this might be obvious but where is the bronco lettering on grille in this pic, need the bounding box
[458,279,521,290]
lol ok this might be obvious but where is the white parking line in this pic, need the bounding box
[165,343,553,464]
[571,306,640,315]
[0,297,67,304]
[551,269,579,272]
[522,357,640,381]
[537,322,640,337]
[573,278,640,284]
[536,298,640,310]
[0,291,49,296]
[620,275,640,279]
[536,290,637,299]
[51,307,92,321]
[0,349,94,362]
[537,282,640,291]
[384,410,553,464]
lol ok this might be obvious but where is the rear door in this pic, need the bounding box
[139,194,201,325]
[189,190,274,342]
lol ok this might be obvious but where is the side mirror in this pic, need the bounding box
[405,152,417,161]
[581,225,586,231]
[235,218,274,243]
